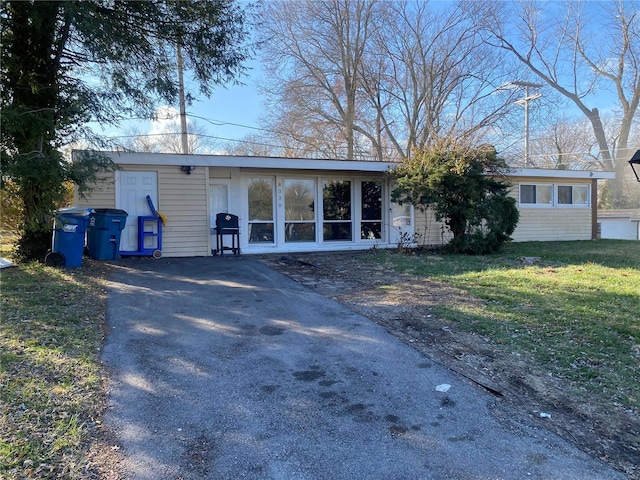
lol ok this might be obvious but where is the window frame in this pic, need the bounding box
[242,174,390,248]
[519,182,590,208]
[518,183,554,207]
[556,184,590,207]
[322,179,353,242]
[283,177,317,243]
[359,180,383,241]
[247,176,276,244]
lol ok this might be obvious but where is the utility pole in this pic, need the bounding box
[513,81,543,167]
[177,41,189,155]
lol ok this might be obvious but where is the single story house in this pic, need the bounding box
[597,209,640,240]
[73,151,615,257]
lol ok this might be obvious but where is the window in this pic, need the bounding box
[247,175,392,247]
[361,181,382,240]
[322,180,352,241]
[284,178,316,242]
[520,184,553,205]
[520,183,590,207]
[557,185,588,206]
[248,177,274,243]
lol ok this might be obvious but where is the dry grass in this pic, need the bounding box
[1,260,114,479]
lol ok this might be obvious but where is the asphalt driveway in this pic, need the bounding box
[102,256,624,480]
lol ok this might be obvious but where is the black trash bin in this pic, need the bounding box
[87,209,128,260]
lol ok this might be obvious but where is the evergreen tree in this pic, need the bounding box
[391,142,519,254]
[1,1,251,260]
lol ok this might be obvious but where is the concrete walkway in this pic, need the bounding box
[102,256,624,480]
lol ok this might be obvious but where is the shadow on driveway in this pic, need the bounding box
[102,256,624,480]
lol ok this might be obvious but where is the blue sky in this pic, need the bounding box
[94,57,267,152]
[102,58,268,151]
[183,58,267,145]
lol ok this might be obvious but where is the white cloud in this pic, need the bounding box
[150,106,180,135]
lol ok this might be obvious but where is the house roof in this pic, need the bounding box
[96,151,397,172]
[90,151,616,179]
[597,209,640,221]
[510,168,615,180]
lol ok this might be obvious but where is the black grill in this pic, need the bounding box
[215,213,240,255]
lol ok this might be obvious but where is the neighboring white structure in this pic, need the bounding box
[74,152,615,257]
[598,210,640,240]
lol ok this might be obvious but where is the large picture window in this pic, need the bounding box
[361,181,382,240]
[323,180,352,241]
[244,175,392,249]
[248,177,274,243]
[284,178,316,242]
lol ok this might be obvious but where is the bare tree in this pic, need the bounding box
[118,125,161,153]
[485,0,640,205]
[529,116,600,169]
[262,90,366,159]
[259,0,520,161]
[362,1,520,159]
[220,133,277,157]
[259,0,379,160]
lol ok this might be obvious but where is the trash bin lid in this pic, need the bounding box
[92,208,128,215]
[57,207,92,216]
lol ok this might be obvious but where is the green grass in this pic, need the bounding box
[1,261,107,479]
[375,240,640,410]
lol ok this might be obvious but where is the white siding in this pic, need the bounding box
[413,209,452,247]
[511,208,592,241]
[75,172,115,208]
[76,164,210,257]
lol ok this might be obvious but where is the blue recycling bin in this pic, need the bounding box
[87,209,128,260]
[52,209,91,267]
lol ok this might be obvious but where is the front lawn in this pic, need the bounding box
[377,240,639,410]
[1,261,109,479]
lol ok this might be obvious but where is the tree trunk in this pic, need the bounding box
[6,2,63,260]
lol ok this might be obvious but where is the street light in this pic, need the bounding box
[629,150,640,182]
[513,81,543,167]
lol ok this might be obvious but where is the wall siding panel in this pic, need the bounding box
[511,209,592,241]
[75,172,115,208]
[412,177,594,245]
[156,165,209,257]
[414,209,452,247]
[510,177,593,242]
[75,164,210,257]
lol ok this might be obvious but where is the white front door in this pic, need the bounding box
[117,171,159,252]
[209,181,230,226]
[210,181,231,247]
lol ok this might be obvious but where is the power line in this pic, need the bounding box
[102,113,619,165]
[107,111,381,153]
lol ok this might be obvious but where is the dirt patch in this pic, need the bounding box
[259,251,639,479]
